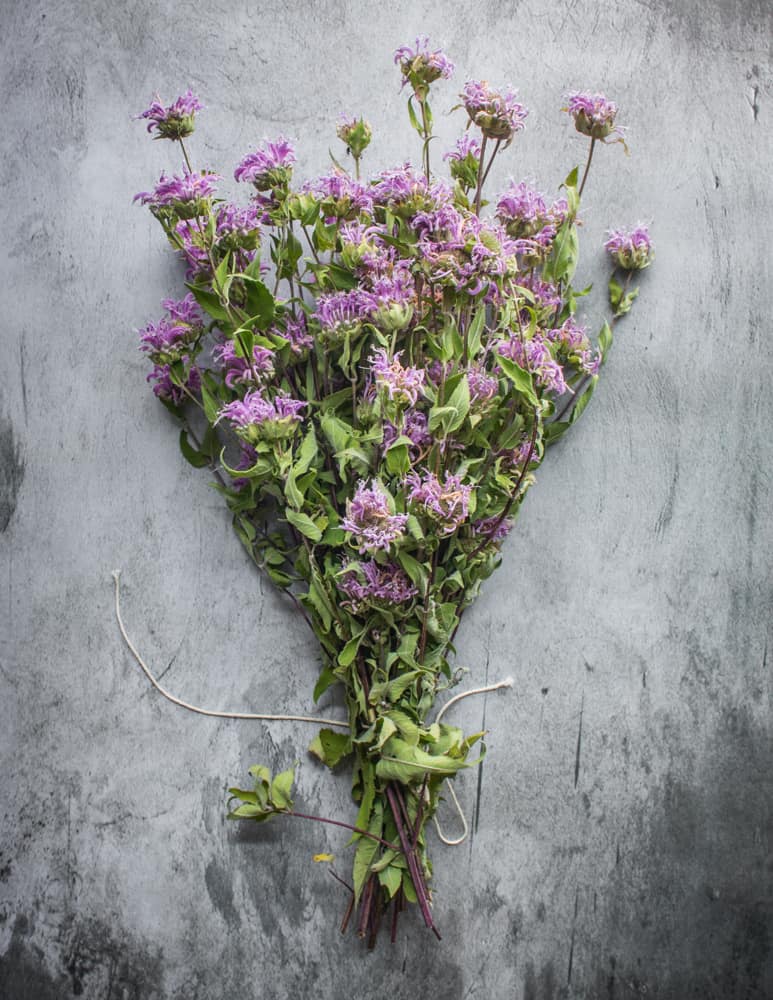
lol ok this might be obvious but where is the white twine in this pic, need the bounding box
[112,570,514,847]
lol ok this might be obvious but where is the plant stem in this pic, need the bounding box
[178,138,193,173]
[287,811,400,851]
[420,100,431,181]
[578,138,596,199]
[473,134,488,216]
[385,785,439,938]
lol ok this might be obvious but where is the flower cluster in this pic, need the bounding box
[394,36,454,97]
[605,224,654,270]
[338,559,418,613]
[235,139,296,190]
[136,91,203,140]
[134,170,220,217]
[406,470,472,535]
[566,92,622,141]
[461,80,528,143]
[218,391,305,442]
[342,481,408,553]
[370,349,425,407]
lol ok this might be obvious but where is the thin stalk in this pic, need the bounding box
[385,785,440,939]
[578,138,596,199]
[473,133,488,216]
[287,811,400,851]
[178,138,193,173]
[420,100,431,181]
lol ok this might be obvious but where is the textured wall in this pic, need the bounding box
[1,0,771,997]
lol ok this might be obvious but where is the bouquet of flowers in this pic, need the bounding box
[131,37,652,946]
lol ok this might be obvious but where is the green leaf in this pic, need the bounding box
[385,437,411,476]
[313,665,337,702]
[270,767,295,810]
[185,283,231,323]
[570,376,597,424]
[179,429,209,468]
[285,509,322,541]
[338,630,365,667]
[241,276,275,328]
[495,353,538,406]
[200,382,220,425]
[378,864,403,899]
[598,320,613,359]
[309,729,352,769]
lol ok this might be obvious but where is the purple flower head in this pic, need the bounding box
[371,164,452,218]
[472,515,513,545]
[212,340,275,387]
[336,115,373,159]
[546,316,587,351]
[215,202,262,250]
[565,92,622,141]
[134,170,220,218]
[305,171,373,221]
[444,134,482,189]
[496,181,555,238]
[230,442,259,491]
[135,90,203,140]
[462,80,528,143]
[312,289,371,344]
[139,294,204,364]
[467,364,499,407]
[234,138,296,191]
[338,559,418,613]
[517,274,563,315]
[364,269,415,331]
[383,409,432,458]
[342,480,408,554]
[604,224,654,270]
[394,37,454,96]
[277,313,313,357]
[217,389,305,443]
[498,334,569,396]
[406,470,472,535]
[370,348,425,407]
[147,361,201,405]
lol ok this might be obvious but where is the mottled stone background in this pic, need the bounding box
[1,0,771,996]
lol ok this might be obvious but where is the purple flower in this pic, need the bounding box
[496,181,554,239]
[218,390,305,442]
[364,269,415,331]
[444,135,482,190]
[467,364,499,407]
[604,224,654,270]
[338,559,418,613]
[394,37,454,95]
[462,80,528,143]
[516,274,563,314]
[498,335,569,396]
[370,349,425,407]
[234,138,296,190]
[134,170,220,217]
[231,442,259,491]
[472,515,513,544]
[278,313,313,357]
[371,164,452,217]
[406,470,472,535]
[305,171,373,221]
[444,135,481,162]
[213,340,275,387]
[312,289,371,344]
[139,294,204,363]
[147,361,201,404]
[341,481,408,553]
[565,92,623,141]
[135,90,203,140]
[383,410,432,458]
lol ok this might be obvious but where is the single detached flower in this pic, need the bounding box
[341,481,408,553]
[604,224,654,270]
[370,349,425,407]
[134,170,220,217]
[565,92,622,141]
[406,470,472,535]
[234,138,296,191]
[336,115,373,159]
[394,37,454,97]
[338,559,418,613]
[136,90,203,140]
[217,390,305,443]
[461,80,528,143]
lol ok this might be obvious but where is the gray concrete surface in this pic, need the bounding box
[1,0,772,996]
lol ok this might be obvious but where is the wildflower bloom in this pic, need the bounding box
[370,349,425,407]
[217,390,305,443]
[336,116,373,159]
[313,290,371,345]
[472,515,513,544]
[565,92,622,140]
[134,170,220,217]
[136,91,203,140]
[281,314,314,357]
[147,361,201,404]
[406,470,472,535]
[394,37,454,97]
[496,182,568,239]
[234,138,296,190]
[139,294,204,364]
[305,171,373,221]
[467,364,499,407]
[338,559,418,613]
[364,270,415,331]
[604,224,654,270]
[213,341,275,387]
[444,135,482,190]
[341,481,408,553]
[383,410,432,457]
[461,80,528,143]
